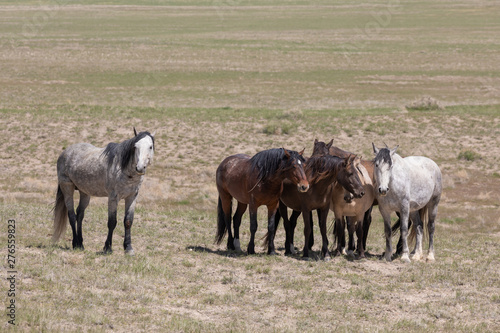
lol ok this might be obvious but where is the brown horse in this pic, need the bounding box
[312,139,376,258]
[279,153,365,259]
[215,148,309,255]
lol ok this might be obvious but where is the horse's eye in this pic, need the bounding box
[375,163,379,168]
[150,146,153,150]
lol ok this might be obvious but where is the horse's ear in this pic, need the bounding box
[383,142,389,148]
[150,131,156,137]
[133,127,138,136]
[372,142,379,155]
[345,154,353,167]
[390,145,399,156]
[314,138,318,144]
[299,148,305,156]
[327,139,333,149]
[283,148,291,159]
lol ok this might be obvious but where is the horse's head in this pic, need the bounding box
[372,143,398,196]
[312,139,333,157]
[337,155,365,199]
[133,128,155,175]
[282,148,309,193]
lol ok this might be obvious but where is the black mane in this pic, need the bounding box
[250,148,304,181]
[374,148,392,167]
[306,154,343,182]
[102,131,154,171]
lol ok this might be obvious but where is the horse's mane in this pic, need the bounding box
[249,148,303,182]
[373,148,392,167]
[306,154,344,183]
[102,131,155,171]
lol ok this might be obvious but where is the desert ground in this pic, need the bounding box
[1,1,499,332]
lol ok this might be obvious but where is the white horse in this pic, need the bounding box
[52,128,155,255]
[372,143,442,262]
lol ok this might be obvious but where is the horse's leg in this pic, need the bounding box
[266,204,278,255]
[346,217,356,259]
[427,201,439,262]
[399,204,411,263]
[75,192,90,250]
[280,202,292,255]
[333,217,345,256]
[355,216,365,259]
[123,194,138,255]
[289,210,301,255]
[309,211,315,250]
[409,210,423,261]
[60,183,78,249]
[247,207,258,255]
[302,209,312,258]
[318,207,330,260]
[362,206,373,253]
[380,209,393,262]
[219,192,235,251]
[103,194,118,254]
[232,202,247,252]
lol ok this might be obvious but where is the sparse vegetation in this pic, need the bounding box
[0,1,499,332]
[458,150,481,161]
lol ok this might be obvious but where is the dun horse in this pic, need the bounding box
[372,143,442,262]
[52,129,155,255]
[215,148,309,255]
[312,140,376,259]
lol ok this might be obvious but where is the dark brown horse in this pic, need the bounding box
[271,147,366,259]
[215,148,309,255]
[312,139,377,258]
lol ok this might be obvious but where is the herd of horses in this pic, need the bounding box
[51,128,442,263]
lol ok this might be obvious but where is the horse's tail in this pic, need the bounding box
[408,206,429,247]
[215,196,230,245]
[391,214,401,237]
[52,185,68,243]
[262,208,281,249]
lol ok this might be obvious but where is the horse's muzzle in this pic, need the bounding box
[136,167,146,175]
[297,184,309,193]
[378,187,388,196]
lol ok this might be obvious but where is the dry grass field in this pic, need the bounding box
[1,0,499,332]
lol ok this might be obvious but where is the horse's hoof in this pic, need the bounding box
[103,247,113,254]
[324,255,331,262]
[410,253,422,261]
[125,249,135,256]
[247,247,256,255]
[401,254,411,263]
[426,253,435,262]
[233,239,242,252]
[347,250,355,260]
[268,250,277,256]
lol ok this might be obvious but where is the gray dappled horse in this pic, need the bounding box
[372,143,442,263]
[52,129,155,255]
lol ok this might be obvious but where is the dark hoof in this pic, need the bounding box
[73,243,84,250]
[268,250,277,256]
[247,246,256,255]
[103,247,113,254]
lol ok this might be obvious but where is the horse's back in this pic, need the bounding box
[403,156,442,207]
[57,143,108,196]
[216,154,252,202]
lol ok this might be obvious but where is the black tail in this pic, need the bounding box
[215,197,230,245]
[52,185,68,243]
